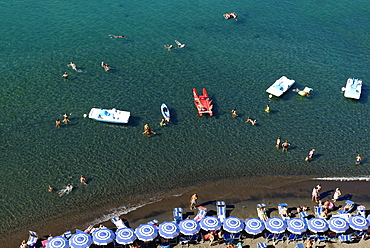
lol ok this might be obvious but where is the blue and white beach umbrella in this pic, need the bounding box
[115,228,137,245]
[200,216,222,231]
[135,224,158,241]
[223,217,245,233]
[179,219,201,235]
[328,217,349,233]
[265,217,287,234]
[287,218,307,234]
[307,218,328,233]
[348,215,370,231]
[69,231,92,248]
[46,236,69,248]
[244,218,265,235]
[159,221,180,239]
[92,228,115,245]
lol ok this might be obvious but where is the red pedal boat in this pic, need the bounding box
[193,88,213,116]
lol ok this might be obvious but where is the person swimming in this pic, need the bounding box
[246,117,257,125]
[175,40,185,48]
[164,44,173,51]
[80,176,88,185]
[108,34,125,39]
[101,62,111,71]
[67,62,78,71]
[62,72,69,79]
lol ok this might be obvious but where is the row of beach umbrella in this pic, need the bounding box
[44,215,369,248]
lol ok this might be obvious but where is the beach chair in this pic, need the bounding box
[337,200,355,214]
[273,233,285,245]
[194,206,207,221]
[317,234,328,243]
[278,203,290,220]
[148,219,159,227]
[338,234,354,243]
[257,243,267,248]
[287,234,297,243]
[180,234,198,247]
[257,203,268,221]
[111,217,126,229]
[223,233,234,244]
[231,232,241,241]
[27,231,38,247]
[63,231,72,239]
[264,233,274,243]
[314,206,324,218]
[295,243,304,248]
[174,207,183,224]
[298,211,308,219]
[217,201,226,223]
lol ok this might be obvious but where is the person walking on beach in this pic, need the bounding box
[190,193,198,210]
[332,188,341,202]
[276,137,281,149]
[355,154,362,165]
[311,186,318,203]
[231,108,238,117]
[281,141,290,151]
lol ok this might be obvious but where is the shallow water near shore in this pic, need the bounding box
[0,0,369,246]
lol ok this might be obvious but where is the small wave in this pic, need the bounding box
[89,198,163,225]
[313,176,370,181]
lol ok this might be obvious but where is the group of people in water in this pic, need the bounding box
[48,176,87,196]
[164,40,186,51]
[55,113,71,128]
[223,12,238,20]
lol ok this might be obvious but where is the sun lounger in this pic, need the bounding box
[111,217,126,229]
[27,231,38,247]
[278,203,290,220]
[338,234,354,243]
[148,219,159,227]
[273,233,285,245]
[314,206,324,218]
[265,233,274,243]
[287,234,297,243]
[194,206,207,221]
[338,200,355,214]
[298,211,308,219]
[174,207,183,224]
[257,243,267,248]
[295,243,304,248]
[217,201,226,223]
[317,234,328,243]
[257,203,268,221]
[63,231,72,239]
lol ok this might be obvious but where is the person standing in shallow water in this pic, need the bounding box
[355,154,362,165]
[231,108,238,117]
[276,137,281,149]
[142,123,156,137]
[282,141,290,151]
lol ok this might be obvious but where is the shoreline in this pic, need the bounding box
[4,176,370,248]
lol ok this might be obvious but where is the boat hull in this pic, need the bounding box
[266,76,295,97]
[161,103,170,122]
[88,108,130,124]
[193,88,213,116]
[343,78,362,100]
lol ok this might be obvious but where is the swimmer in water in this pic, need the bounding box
[109,35,125,39]
[62,72,69,79]
[80,176,88,185]
[175,40,185,48]
[67,62,78,71]
[164,44,173,51]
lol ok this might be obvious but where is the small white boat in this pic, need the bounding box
[161,103,170,122]
[342,78,362,100]
[88,108,130,124]
[266,76,295,97]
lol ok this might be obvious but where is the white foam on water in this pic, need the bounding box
[313,176,370,181]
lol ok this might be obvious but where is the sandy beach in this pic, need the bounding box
[6,176,370,248]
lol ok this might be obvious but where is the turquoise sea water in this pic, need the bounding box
[1,0,369,240]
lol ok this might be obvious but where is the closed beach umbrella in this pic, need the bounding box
[70,231,92,248]
[200,216,222,231]
[115,228,137,245]
[244,218,265,235]
[328,217,349,233]
[265,217,286,234]
[135,224,158,241]
[92,228,115,245]
[307,218,328,233]
[287,218,307,234]
[348,215,369,231]
[179,219,201,235]
[158,221,180,239]
[46,236,69,248]
[223,217,245,233]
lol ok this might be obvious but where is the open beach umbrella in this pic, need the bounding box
[223,217,245,233]
[265,217,287,234]
[46,236,69,248]
[69,231,92,248]
[348,215,369,231]
[307,218,328,233]
[158,221,180,239]
[244,218,265,235]
[115,228,137,245]
[92,228,115,245]
[287,218,307,234]
[135,224,158,241]
[179,219,201,235]
[328,217,349,233]
[200,216,222,231]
